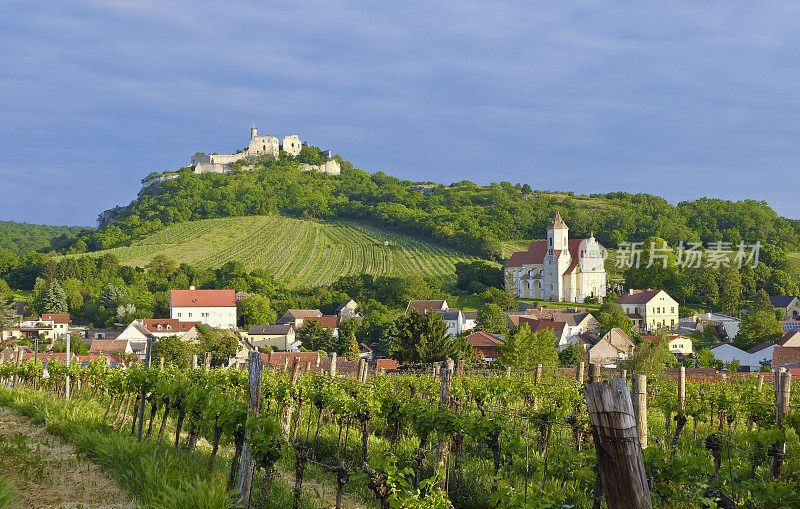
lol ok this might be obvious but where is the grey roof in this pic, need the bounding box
[437,310,462,321]
[770,296,799,308]
[463,312,478,320]
[575,333,601,346]
[249,324,293,335]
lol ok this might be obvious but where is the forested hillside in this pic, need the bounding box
[50,155,800,261]
[0,221,87,255]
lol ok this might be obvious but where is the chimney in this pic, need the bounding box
[629,289,634,295]
[189,286,195,291]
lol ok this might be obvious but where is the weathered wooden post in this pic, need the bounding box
[13,348,23,387]
[283,357,289,372]
[533,364,543,410]
[586,379,652,509]
[191,354,198,370]
[237,350,262,508]
[205,352,212,371]
[280,358,302,438]
[435,358,454,489]
[357,359,366,381]
[65,334,71,400]
[305,361,311,372]
[329,352,337,377]
[588,363,601,383]
[757,372,764,392]
[770,370,792,479]
[506,366,512,378]
[577,362,585,385]
[159,357,164,370]
[632,374,647,449]
[679,366,686,411]
[456,359,466,378]
[621,369,627,380]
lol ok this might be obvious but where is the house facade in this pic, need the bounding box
[504,212,606,303]
[616,290,679,333]
[771,296,800,320]
[247,324,297,351]
[170,288,237,329]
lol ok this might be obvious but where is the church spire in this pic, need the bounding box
[548,211,568,230]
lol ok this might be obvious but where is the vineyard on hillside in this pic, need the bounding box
[2,355,799,508]
[80,216,481,287]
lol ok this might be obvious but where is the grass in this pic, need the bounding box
[518,298,602,312]
[74,215,481,288]
[0,474,21,509]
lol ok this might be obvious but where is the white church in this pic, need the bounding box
[504,212,607,302]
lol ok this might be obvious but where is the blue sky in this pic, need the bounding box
[2,1,799,226]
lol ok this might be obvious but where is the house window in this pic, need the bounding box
[671,307,675,313]
[177,313,181,318]
[188,313,192,317]
[167,325,171,330]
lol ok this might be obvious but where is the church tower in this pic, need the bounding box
[547,211,569,253]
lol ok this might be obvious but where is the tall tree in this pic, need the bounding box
[751,289,773,314]
[297,319,334,352]
[594,302,633,336]
[734,310,783,350]
[476,303,509,334]
[497,324,558,369]
[42,281,68,314]
[620,333,675,376]
[344,330,360,361]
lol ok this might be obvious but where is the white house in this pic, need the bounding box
[170,288,237,329]
[748,342,777,371]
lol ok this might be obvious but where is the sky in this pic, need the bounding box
[2,1,800,226]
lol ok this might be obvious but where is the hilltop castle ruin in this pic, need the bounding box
[189,126,341,175]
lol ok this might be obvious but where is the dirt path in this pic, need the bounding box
[0,407,136,508]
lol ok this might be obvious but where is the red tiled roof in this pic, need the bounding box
[467,331,503,347]
[89,339,128,354]
[748,341,777,354]
[406,300,447,315]
[40,313,70,324]
[374,359,399,371]
[518,317,566,332]
[627,313,644,320]
[777,331,800,346]
[171,289,235,308]
[773,346,800,367]
[262,351,320,370]
[141,319,201,332]
[616,290,662,305]
[549,211,567,229]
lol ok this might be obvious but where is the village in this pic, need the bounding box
[3,213,799,381]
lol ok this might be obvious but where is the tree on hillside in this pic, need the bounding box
[734,310,783,350]
[455,261,504,291]
[594,302,633,336]
[716,264,742,316]
[50,335,89,355]
[150,335,193,369]
[496,324,558,369]
[751,289,773,314]
[0,278,12,303]
[336,318,360,354]
[239,294,277,328]
[558,343,587,366]
[389,311,466,363]
[42,281,68,314]
[481,287,517,311]
[344,331,360,361]
[620,333,675,376]
[476,303,509,334]
[145,255,178,279]
[696,348,720,369]
[196,325,239,366]
[767,269,800,297]
[0,300,15,330]
[297,320,334,352]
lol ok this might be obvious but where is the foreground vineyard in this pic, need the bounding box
[79,216,480,287]
[1,357,799,508]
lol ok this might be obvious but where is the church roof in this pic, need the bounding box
[504,238,588,268]
[548,212,568,230]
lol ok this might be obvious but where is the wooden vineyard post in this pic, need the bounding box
[65,334,71,400]
[329,352,337,377]
[159,357,164,370]
[679,366,686,411]
[577,362,585,385]
[13,348,23,387]
[191,354,198,370]
[632,374,647,449]
[205,352,212,371]
[457,359,466,378]
[435,358,454,489]
[757,372,764,392]
[506,366,512,378]
[588,363,601,383]
[585,379,652,509]
[770,369,792,479]
[237,350,262,508]
[280,358,302,438]
[621,369,627,380]
[533,364,542,410]
[358,359,366,382]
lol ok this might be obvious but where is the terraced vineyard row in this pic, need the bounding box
[85,215,483,287]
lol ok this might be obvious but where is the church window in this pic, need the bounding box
[549,238,552,246]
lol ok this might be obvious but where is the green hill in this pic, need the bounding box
[0,220,86,255]
[85,215,480,287]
